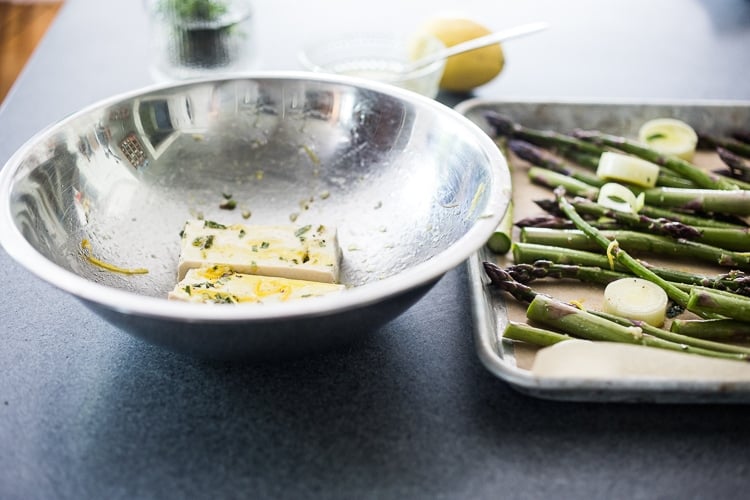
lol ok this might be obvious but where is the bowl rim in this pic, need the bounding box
[0,71,510,323]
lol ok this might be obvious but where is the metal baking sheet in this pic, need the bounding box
[455,98,750,403]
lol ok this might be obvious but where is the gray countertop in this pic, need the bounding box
[2,1,750,498]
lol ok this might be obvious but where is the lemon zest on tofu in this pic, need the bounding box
[198,265,232,280]
[255,279,293,301]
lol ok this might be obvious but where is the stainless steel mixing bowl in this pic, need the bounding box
[0,72,510,359]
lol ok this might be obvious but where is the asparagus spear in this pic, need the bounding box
[487,201,514,255]
[717,147,750,182]
[506,260,696,302]
[528,167,600,199]
[509,140,605,187]
[512,138,695,189]
[484,111,606,156]
[556,188,750,320]
[640,187,750,215]
[505,260,627,287]
[687,286,750,322]
[517,213,747,251]
[555,149,602,170]
[570,197,702,240]
[699,133,750,158]
[670,318,750,340]
[593,310,750,356]
[487,136,514,255]
[503,321,571,346]
[512,243,750,296]
[529,168,750,216]
[484,262,750,360]
[637,204,748,229]
[534,197,747,229]
[515,214,578,229]
[520,228,750,270]
[554,188,693,308]
[516,214,622,231]
[574,129,741,190]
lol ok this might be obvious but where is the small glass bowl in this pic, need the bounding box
[298,34,446,98]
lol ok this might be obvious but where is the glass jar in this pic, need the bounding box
[145,0,256,81]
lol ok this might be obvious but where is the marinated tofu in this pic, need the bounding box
[169,265,345,304]
[177,220,341,283]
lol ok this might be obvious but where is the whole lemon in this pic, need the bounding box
[418,17,504,93]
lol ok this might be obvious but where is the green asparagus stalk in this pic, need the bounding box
[593,310,750,356]
[555,149,601,170]
[484,262,750,361]
[717,147,750,182]
[685,227,750,251]
[512,243,750,296]
[506,259,690,293]
[506,260,631,286]
[510,140,606,186]
[528,167,600,199]
[535,197,747,230]
[487,201,514,254]
[484,262,750,360]
[520,227,750,270]
[570,197,703,240]
[527,294,747,360]
[484,111,606,156]
[515,214,577,229]
[638,204,748,229]
[517,213,748,250]
[640,187,750,215]
[670,318,750,339]
[523,223,750,252]
[483,261,538,303]
[554,188,693,307]
[654,172,702,189]
[511,139,698,189]
[573,129,741,190]
[487,136,514,255]
[516,214,624,231]
[503,321,571,346]
[687,286,750,322]
[558,188,750,319]
[699,133,750,158]
[528,174,750,218]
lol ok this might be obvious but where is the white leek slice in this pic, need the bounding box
[638,118,698,161]
[603,277,668,327]
[597,183,645,214]
[596,151,660,188]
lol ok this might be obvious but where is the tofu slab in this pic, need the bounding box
[177,220,341,283]
[169,265,345,304]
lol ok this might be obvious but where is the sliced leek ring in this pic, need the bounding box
[596,151,660,188]
[638,118,698,161]
[597,183,645,214]
[603,278,668,327]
